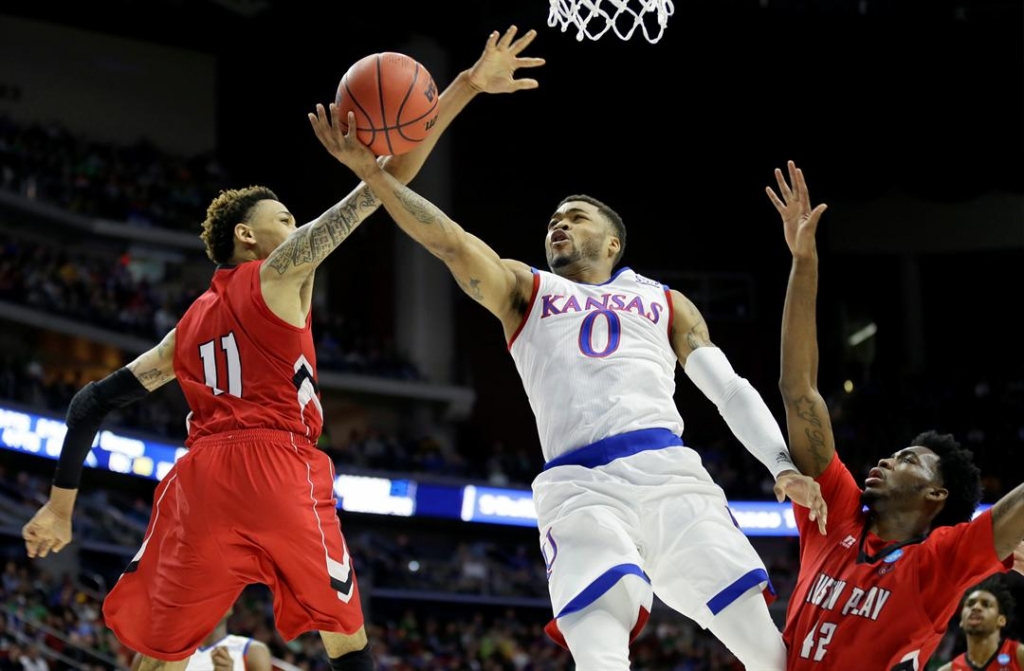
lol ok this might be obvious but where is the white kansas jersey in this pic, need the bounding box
[186,635,253,671]
[509,266,684,462]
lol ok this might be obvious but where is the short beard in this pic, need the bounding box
[548,250,577,269]
[548,238,600,273]
[962,623,992,636]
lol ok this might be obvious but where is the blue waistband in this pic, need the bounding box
[543,428,683,471]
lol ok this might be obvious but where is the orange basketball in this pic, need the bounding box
[334,52,439,156]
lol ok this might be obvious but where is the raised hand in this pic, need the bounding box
[308,106,383,180]
[23,503,72,558]
[467,25,546,94]
[774,470,828,535]
[766,160,828,260]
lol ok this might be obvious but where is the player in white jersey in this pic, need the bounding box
[324,114,828,669]
[131,610,272,671]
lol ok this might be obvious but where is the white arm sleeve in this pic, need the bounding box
[683,346,797,479]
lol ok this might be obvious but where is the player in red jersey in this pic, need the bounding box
[19,26,543,671]
[768,160,1021,671]
[938,576,1024,671]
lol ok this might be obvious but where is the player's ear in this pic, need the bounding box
[607,235,621,260]
[998,613,1008,628]
[927,486,949,503]
[234,223,256,245]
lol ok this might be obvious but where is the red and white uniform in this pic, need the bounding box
[103,261,360,661]
[949,639,1023,671]
[784,455,1012,670]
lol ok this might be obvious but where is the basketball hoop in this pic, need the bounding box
[547,0,675,44]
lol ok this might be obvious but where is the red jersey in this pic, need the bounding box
[950,639,1023,671]
[784,455,1011,671]
[173,261,323,446]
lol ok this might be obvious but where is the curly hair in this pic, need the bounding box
[913,430,982,529]
[558,194,627,265]
[962,574,1016,622]
[199,186,279,264]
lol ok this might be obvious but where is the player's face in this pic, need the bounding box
[545,201,614,275]
[861,446,944,510]
[960,589,1005,635]
[247,199,297,259]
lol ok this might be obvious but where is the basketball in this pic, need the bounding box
[334,52,439,157]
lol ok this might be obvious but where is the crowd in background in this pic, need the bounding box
[1,98,1023,671]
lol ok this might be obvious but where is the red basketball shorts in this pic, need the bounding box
[102,429,362,661]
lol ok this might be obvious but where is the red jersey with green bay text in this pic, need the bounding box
[950,639,1023,670]
[173,261,322,446]
[784,455,1011,670]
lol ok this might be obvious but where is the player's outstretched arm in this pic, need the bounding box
[768,160,834,478]
[261,26,543,286]
[671,290,827,532]
[330,110,533,330]
[383,25,543,185]
[21,329,176,559]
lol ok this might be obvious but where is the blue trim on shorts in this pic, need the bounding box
[706,568,774,615]
[556,563,651,618]
[543,428,683,471]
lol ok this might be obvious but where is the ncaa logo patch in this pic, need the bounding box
[998,652,1011,665]
[883,548,904,563]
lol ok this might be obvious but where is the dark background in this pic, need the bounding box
[2,0,1022,471]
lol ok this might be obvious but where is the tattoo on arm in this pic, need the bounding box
[992,487,1024,523]
[792,394,831,471]
[128,331,176,391]
[680,296,714,351]
[265,185,381,276]
[395,188,446,231]
[454,276,484,302]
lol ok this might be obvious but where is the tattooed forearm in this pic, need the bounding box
[791,394,832,470]
[134,368,172,389]
[127,329,176,391]
[992,486,1024,523]
[395,187,446,229]
[265,186,380,276]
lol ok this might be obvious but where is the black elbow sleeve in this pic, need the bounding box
[52,368,149,489]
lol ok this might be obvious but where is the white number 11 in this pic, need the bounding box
[199,332,242,397]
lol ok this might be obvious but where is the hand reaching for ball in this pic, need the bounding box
[308,105,380,180]
[468,25,546,94]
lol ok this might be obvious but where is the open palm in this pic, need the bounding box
[467,26,546,94]
[766,160,828,259]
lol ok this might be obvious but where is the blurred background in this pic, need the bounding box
[0,0,1020,669]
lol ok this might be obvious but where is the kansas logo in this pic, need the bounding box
[541,529,558,579]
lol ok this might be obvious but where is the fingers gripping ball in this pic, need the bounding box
[335,52,439,156]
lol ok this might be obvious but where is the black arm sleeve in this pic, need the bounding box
[53,367,150,489]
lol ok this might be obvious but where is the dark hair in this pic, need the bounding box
[962,575,1016,621]
[913,430,982,529]
[558,194,627,265]
[200,186,279,264]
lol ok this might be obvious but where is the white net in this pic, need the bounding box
[547,0,675,44]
